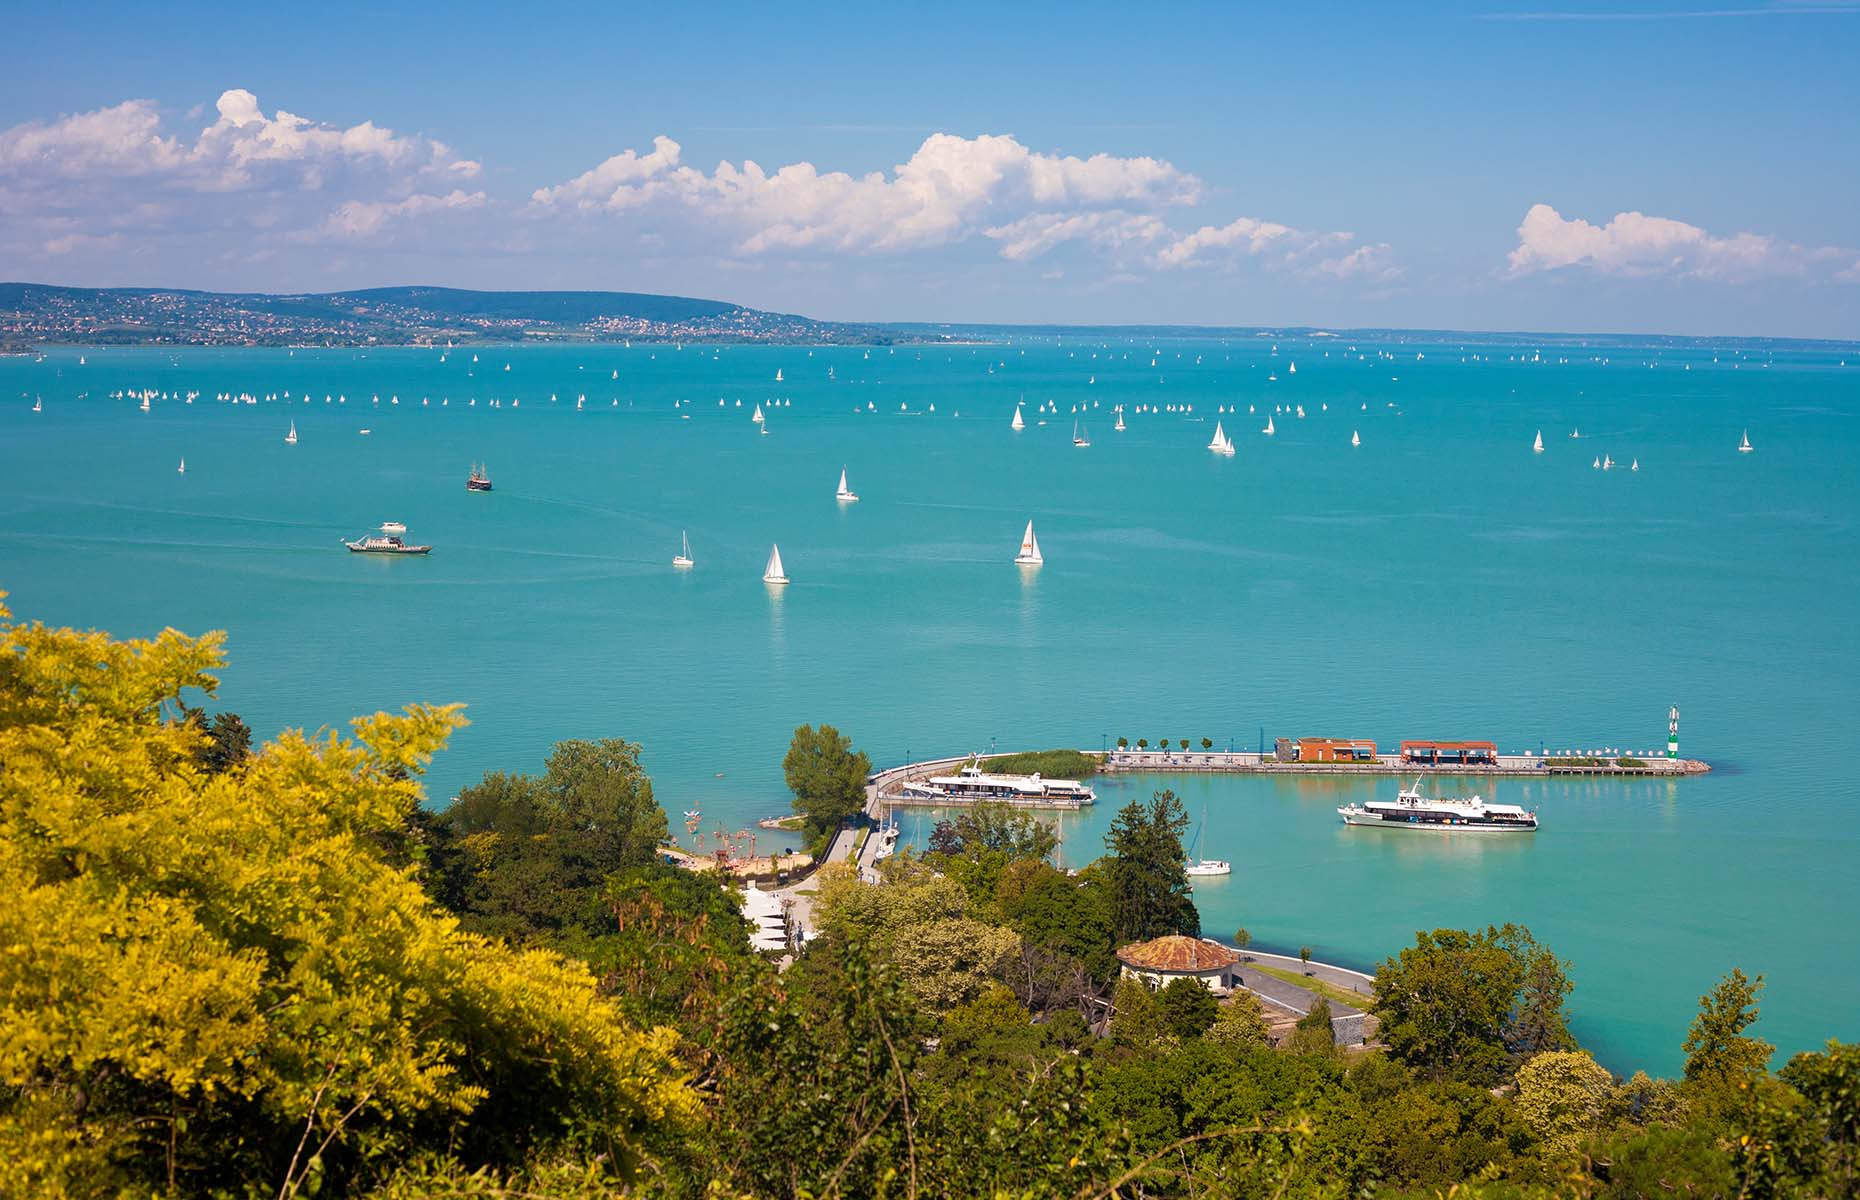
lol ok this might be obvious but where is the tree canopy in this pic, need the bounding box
[0,599,695,1199]
[1370,923,1573,1085]
[1103,789,1199,943]
[781,723,870,848]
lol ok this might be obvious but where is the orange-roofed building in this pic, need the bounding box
[1115,935,1241,992]
[1298,737,1377,763]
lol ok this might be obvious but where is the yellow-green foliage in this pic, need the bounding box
[1514,1050,1615,1158]
[0,597,697,1198]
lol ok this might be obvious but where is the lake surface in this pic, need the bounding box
[3,334,1856,1075]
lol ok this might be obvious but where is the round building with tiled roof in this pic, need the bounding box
[1114,934,1241,993]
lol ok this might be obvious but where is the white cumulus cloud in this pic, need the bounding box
[530,132,1202,257]
[1506,203,1856,283]
[318,189,486,239]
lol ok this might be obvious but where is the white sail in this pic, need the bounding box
[1739,430,1753,453]
[1263,414,1275,436]
[1014,520,1043,566]
[1010,404,1025,431]
[1114,409,1126,432]
[1351,429,1361,447]
[763,543,789,584]
[1208,420,1228,451]
[177,457,186,474]
[836,467,858,502]
[1533,430,1544,453]
[674,530,694,567]
[752,403,765,424]
[286,420,298,445]
[775,368,783,382]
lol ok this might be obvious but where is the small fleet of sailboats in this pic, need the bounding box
[1207,420,1234,456]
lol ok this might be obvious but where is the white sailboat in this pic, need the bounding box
[752,402,765,424]
[285,420,298,445]
[1184,794,1231,877]
[775,368,783,382]
[1262,414,1275,436]
[1603,454,1615,471]
[1592,456,1601,469]
[32,397,42,413]
[1114,408,1126,432]
[762,543,790,585]
[1631,458,1640,472]
[673,531,694,568]
[1739,430,1753,453]
[1014,520,1044,566]
[1351,429,1361,447]
[835,467,859,502]
[177,457,186,475]
[139,395,150,413]
[1208,421,1235,456]
[1010,403,1025,431]
[1533,430,1544,454]
[1073,420,1090,447]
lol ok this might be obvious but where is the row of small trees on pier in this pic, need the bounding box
[1115,736,1217,751]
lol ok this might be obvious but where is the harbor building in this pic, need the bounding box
[1297,737,1378,763]
[1115,935,1241,993]
[1400,739,1499,766]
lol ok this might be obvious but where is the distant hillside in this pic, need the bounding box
[0,283,900,346]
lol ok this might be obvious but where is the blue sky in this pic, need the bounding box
[2,1,1857,336]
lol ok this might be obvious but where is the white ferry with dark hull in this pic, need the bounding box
[1338,780,1537,833]
[900,758,1095,809]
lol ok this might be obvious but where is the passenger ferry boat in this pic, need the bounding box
[900,758,1096,809]
[346,522,432,555]
[1338,780,1536,833]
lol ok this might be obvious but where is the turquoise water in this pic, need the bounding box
[3,336,1856,1075]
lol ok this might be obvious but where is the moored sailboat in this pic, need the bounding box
[673,530,694,568]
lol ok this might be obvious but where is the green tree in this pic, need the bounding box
[1300,945,1313,974]
[1233,926,1252,958]
[1104,789,1199,943]
[1109,976,1172,1053]
[1683,968,1774,1095]
[1289,997,1337,1056]
[1200,737,1213,751]
[1204,992,1269,1049]
[1136,738,1148,749]
[997,859,1118,982]
[782,722,871,849]
[0,599,695,1198]
[440,740,669,940]
[1508,931,1578,1060]
[1116,736,1129,749]
[1372,924,1567,1086]
[1178,738,1189,750]
[1156,977,1220,1040]
[1780,1039,1860,1197]
[1514,1050,1614,1159]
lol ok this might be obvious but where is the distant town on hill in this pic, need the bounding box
[0,283,903,349]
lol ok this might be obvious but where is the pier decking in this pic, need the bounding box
[1096,749,1710,778]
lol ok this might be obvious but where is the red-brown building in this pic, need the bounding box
[1400,740,1499,765]
[1297,737,1378,763]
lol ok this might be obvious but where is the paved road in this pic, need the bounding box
[1233,951,1378,1047]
